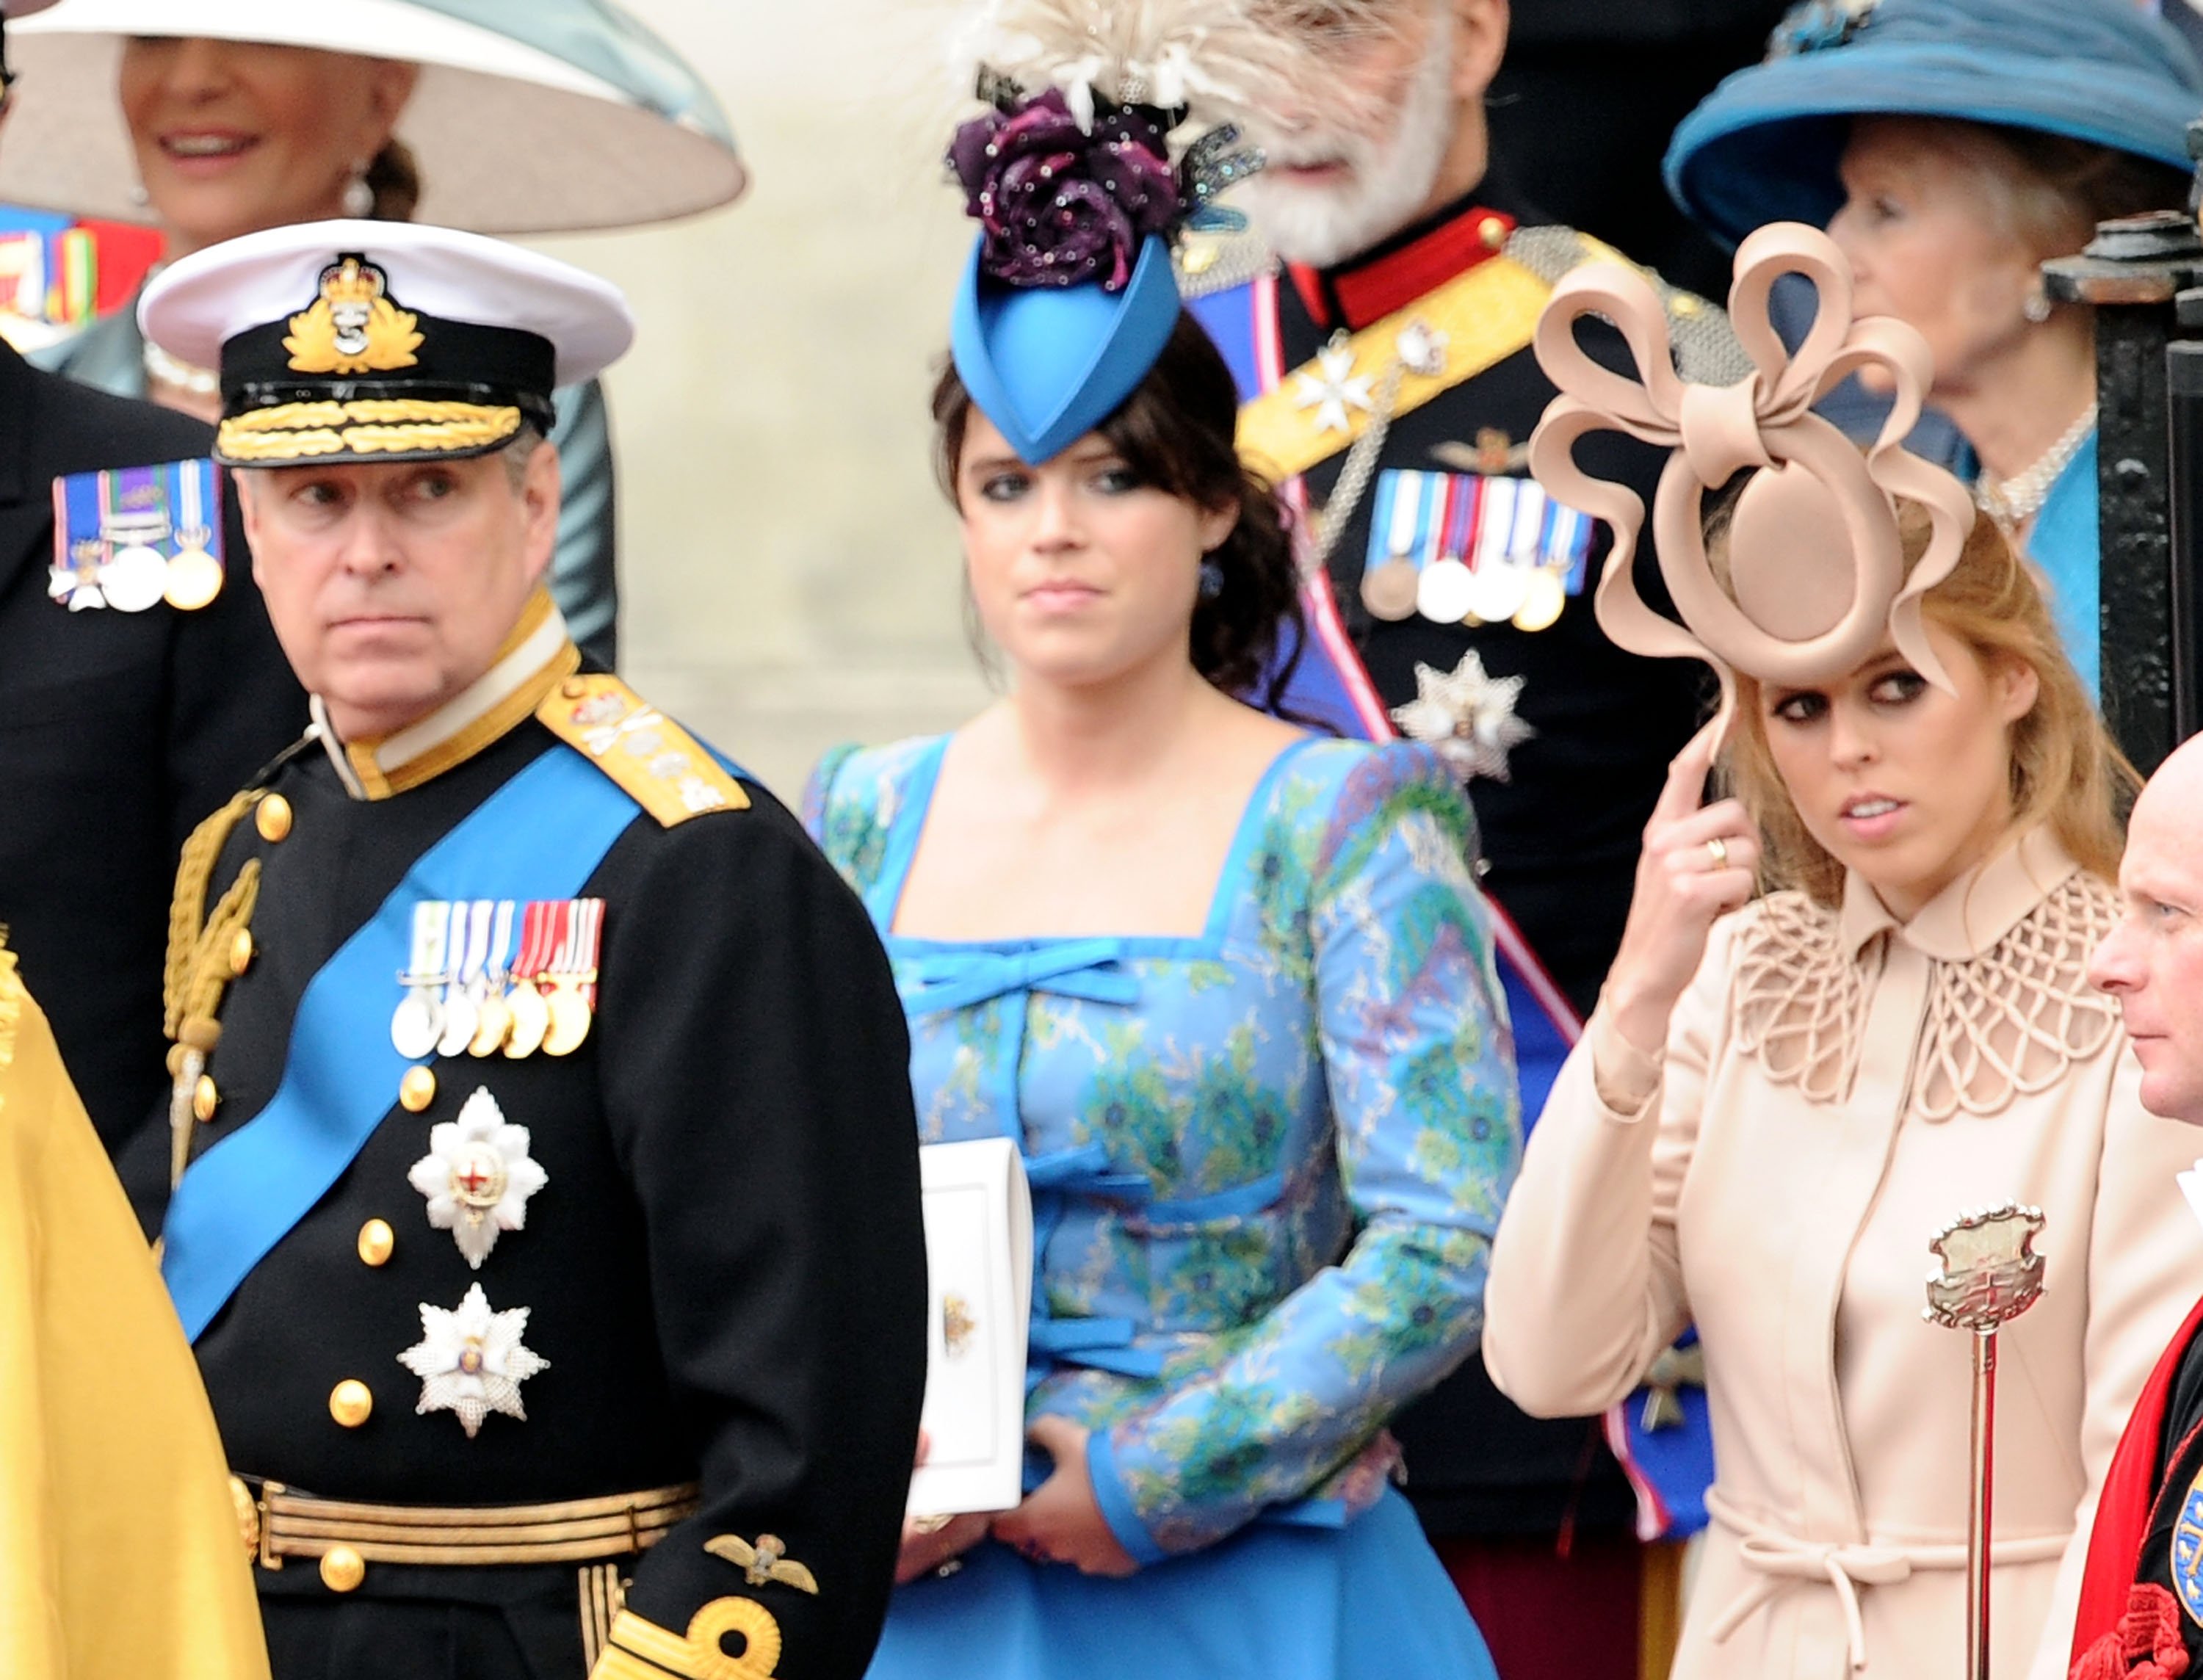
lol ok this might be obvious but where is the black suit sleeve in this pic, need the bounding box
[596,794,927,1680]
[161,489,306,856]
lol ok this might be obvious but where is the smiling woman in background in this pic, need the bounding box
[1663,0,2201,699]
[0,0,743,670]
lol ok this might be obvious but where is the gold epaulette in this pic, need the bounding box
[536,673,750,828]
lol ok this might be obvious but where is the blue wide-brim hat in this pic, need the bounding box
[1665,0,2203,250]
[951,232,1182,466]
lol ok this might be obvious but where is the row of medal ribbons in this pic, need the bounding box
[1361,468,1593,633]
[49,460,225,613]
[391,897,604,1063]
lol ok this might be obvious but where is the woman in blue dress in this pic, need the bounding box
[801,65,1517,1680]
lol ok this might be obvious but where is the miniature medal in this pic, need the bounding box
[502,899,556,1059]
[437,899,493,1057]
[1416,557,1476,625]
[163,460,224,609]
[406,1087,548,1267]
[1464,560,1529,626]
[397,1281,548,1438]
[469,901,518,1057]
[391,900,451,1060]
[1513,566,1568,632]
[542,898,604,1057]
[1360,557,1419,621]
[100,543,168,612]
[49,542,106,610]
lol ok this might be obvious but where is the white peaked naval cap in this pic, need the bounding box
[142,220,635,468]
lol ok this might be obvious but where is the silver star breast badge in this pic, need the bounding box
[1293,335,1375,435]
[397,1281,549,1438]
[1391,650,1537,783]
[406,1087,548,1268]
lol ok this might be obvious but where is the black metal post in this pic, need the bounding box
[2044,209,2203,772]
[2168,341,2203,745]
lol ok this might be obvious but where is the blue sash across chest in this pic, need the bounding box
[162,744,641,1342]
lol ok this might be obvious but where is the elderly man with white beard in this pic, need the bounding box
[1173,1,1743,1673]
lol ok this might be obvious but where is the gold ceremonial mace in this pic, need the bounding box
[1923,1203,2048,1680]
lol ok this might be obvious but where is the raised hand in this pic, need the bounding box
[1604,721,1761,1057]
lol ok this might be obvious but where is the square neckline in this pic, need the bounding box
[872,731,1325,959]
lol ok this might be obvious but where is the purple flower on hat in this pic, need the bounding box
[948,89,1181,292]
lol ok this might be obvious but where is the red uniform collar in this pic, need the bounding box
[1287,202,1518,333]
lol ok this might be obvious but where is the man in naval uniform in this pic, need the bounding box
[0,0,303,1159]
[124,221,928,1680]
[1180,0,1741,1669]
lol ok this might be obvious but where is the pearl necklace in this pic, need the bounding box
[1974,402,2096,535]
[141,336,220,399]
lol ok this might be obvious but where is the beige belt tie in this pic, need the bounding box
[1703,1488,2066,1672]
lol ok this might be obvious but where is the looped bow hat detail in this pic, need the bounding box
[1526,222,1976,737]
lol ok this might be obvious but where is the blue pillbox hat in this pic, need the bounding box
[1664,0,2203,250]
[950,233,1182,467]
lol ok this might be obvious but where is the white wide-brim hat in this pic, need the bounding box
[0,0,744,233]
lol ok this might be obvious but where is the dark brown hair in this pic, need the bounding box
[930,311,1306,711]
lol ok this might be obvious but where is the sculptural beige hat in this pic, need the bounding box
[1527,221,1978,736]
[0,0,742,233]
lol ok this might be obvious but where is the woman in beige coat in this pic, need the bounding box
[1488,229,2203,1680]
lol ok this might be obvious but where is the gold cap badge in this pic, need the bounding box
[285,256,424,377]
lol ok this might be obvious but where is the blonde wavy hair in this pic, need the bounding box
[1715,498,2132,907]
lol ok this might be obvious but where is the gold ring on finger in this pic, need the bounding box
[1706,836,1729,870]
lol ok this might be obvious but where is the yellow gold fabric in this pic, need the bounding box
[254,1481,698,1568]
[537,673,750,829]
[0,944,270,1679]
[1235,256,1555,485]
[593,1601,784,1680]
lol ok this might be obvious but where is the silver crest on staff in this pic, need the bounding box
[1922,1203,2047,1680]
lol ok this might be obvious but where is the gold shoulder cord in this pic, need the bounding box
[162,789,266,1190]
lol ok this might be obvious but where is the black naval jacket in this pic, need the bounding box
[1267,177,1711,1539]
[124,651,928,1680]
[0,337,304,1153]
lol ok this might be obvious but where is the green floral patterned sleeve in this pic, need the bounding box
[1087,746,1522,1560]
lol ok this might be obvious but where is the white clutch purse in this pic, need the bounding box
[908,1136,1034,1516]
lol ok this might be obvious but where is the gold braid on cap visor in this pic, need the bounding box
[217,399,523,463]
[1525,222,1977,739]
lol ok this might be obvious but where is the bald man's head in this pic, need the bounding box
[2090,736,2203,1122]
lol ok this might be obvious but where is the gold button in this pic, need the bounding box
[192,1073,218,1123]
[256,794,293,843]
[319,1545,366,1593]
[229,927,255,976]
[329,1379,374,1428]
[398,1065,436,1112]
[560,677,588,699]
[1477,214,1508,251]
[357,1218,395,1267]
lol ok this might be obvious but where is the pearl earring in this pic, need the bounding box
[127,182,149,208]
[342,164,374,219]
[2022,290,2052,325]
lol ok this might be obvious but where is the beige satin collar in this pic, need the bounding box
[1836,825,2082,964]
